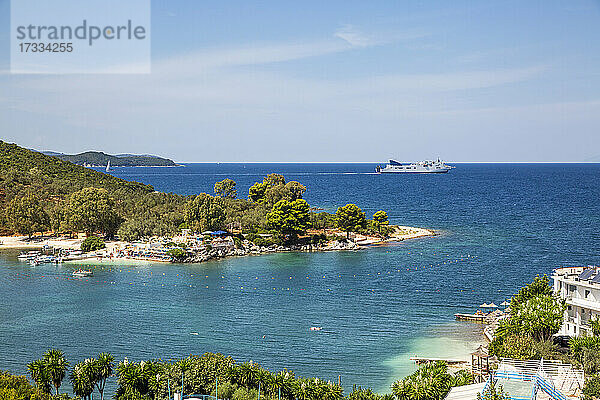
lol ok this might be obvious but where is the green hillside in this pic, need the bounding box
[0,141,181,235]
[47,150,177,166]
[1,142,154,200]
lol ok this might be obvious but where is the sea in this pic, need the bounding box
[1,163,599,393]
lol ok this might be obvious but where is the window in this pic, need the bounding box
[586,290,591,299]
[568,305,572,310]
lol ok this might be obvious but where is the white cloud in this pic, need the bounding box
[334,25,372,47]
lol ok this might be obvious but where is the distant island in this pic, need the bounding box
[40,150,178,167]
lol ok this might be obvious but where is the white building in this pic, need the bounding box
[553,265,600,337]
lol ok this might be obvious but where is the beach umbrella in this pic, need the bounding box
[480,303,490,308]
[488,302,498,308]
[500,301,509,306]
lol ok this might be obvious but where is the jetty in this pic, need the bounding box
[454,313,486,322]
[409,356,468,365]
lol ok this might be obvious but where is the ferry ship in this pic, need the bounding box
[376,159,453,174]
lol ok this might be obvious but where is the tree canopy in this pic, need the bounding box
[64,187,122,236]
[266,199,311,237]
[4,194,49,237]
[372,210,389,234]
[336,204,366,238]
[214,178,237,199]
[185,193,226,232]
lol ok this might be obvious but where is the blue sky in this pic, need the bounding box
[1,0,600,162]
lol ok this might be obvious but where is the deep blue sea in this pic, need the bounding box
[1,163,599,393]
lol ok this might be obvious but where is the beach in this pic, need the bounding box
[0,224,435,256]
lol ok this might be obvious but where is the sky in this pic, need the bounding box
[1,0,600,162]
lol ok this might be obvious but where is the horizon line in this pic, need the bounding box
[174,160,600,164]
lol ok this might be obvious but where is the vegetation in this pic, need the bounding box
[27,349,69,396]
[510,275,554,308]
[391,361,473,400]
[1,142,396,250]
[185,193,226,232]
[80,235,105,252]
[266,199,311,239]
[583,374,600,400]
[214,178,238,199]
[47,151,177,167]
[5,194,49,238]
[489,275,565,359]
[0,370,59,400]
[477,383,507,400]
[347,386,394,400]
[372,211,389,234]
[166,247,187,261]
[64,187,123,237]
[17,349,478,400]
[336,204,366,239]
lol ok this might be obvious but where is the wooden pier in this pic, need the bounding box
[454,313,485,323]
[409,356,469,365]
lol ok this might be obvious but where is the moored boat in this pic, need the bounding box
[72,269,93,277]
[18,251,40,261]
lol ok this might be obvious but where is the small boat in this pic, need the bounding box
[72,269,93,277]
[29,259,40,266]
[18,251,39,261]
[35,255,56,264]
[309,327,322,331]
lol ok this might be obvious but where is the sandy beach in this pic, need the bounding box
[0,225,435,253]
[0,235,127,252]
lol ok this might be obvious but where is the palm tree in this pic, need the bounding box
[93,352,114,400]
[70,359,96,400]
[27,358,51,394]
[116,359,142,396]
[236,362,260,389]
[42,348,69,395]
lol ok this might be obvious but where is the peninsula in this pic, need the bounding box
[0,141,434,263]
[40,150,178,167]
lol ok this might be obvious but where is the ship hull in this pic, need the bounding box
[376,159,453,174]
[379,170,449,173]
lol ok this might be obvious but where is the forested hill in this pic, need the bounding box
[0,142,159,232]
[0,142,154,198]
[42,150,177,167]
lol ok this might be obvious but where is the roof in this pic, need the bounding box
[444,383,487,400]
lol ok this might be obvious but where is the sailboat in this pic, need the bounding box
[105,160,111,172]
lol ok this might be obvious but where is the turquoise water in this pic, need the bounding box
[1,163,599,393]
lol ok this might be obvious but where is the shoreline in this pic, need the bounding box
[0,226,436,263]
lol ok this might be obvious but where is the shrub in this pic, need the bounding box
[233,237,243,249]
[166,248,187,261]
[310,234,327,245]
[392,362,471,400]
[0,370,51,400]
[212,381,239,400]
[477,383,507,400]
[511,275,553,308]
[80,235,105,252]
[348,385,394,400]
[489,335,536,360]
[583,374,600,400]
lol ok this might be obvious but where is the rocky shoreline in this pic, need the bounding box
[183,239,359,263]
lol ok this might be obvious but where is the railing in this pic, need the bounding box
[536,375,568,400]
[182,395,219,400]
[494,371,536,382]
[481,358,585,400]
